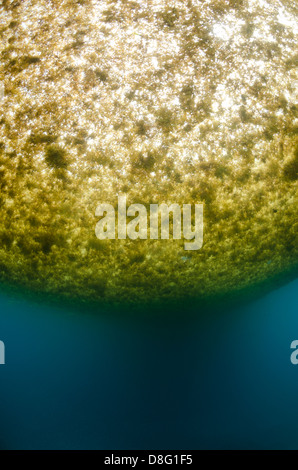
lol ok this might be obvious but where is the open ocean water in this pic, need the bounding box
[0,278,298,450]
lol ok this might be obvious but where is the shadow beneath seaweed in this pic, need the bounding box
[0,262,297,325]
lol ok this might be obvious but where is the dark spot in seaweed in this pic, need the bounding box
[215,165,230,179]
[29,134,58,144]
[23,56,40,65]
[9,21,18,28]
[160,7,179,28]
[135,120,147,136]
[156,108,174,132]
[283,151,298,181]
[36,233,58,254]
[131,253,145,264]
[17,239,34,255]
[28,215,39,227]
[8,55,41,73]
[239,106,251,123]
[88,238,105,251]
[45,145,68,169]
[95,69,108,82]
[86,279,106,296]
[0,232,13,248]
[285,53,298,70]
[241,22,255,38]
[133,153,156,171]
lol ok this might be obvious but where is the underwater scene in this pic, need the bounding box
[0,279,298,450]
[0,0,297,450]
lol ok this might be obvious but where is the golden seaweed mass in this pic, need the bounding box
[0,0,297,307]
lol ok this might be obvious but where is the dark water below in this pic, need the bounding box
[0,279,298,450]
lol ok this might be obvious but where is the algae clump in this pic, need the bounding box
[0,0,297,307]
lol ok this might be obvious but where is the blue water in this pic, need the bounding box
[0,279,298,449]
